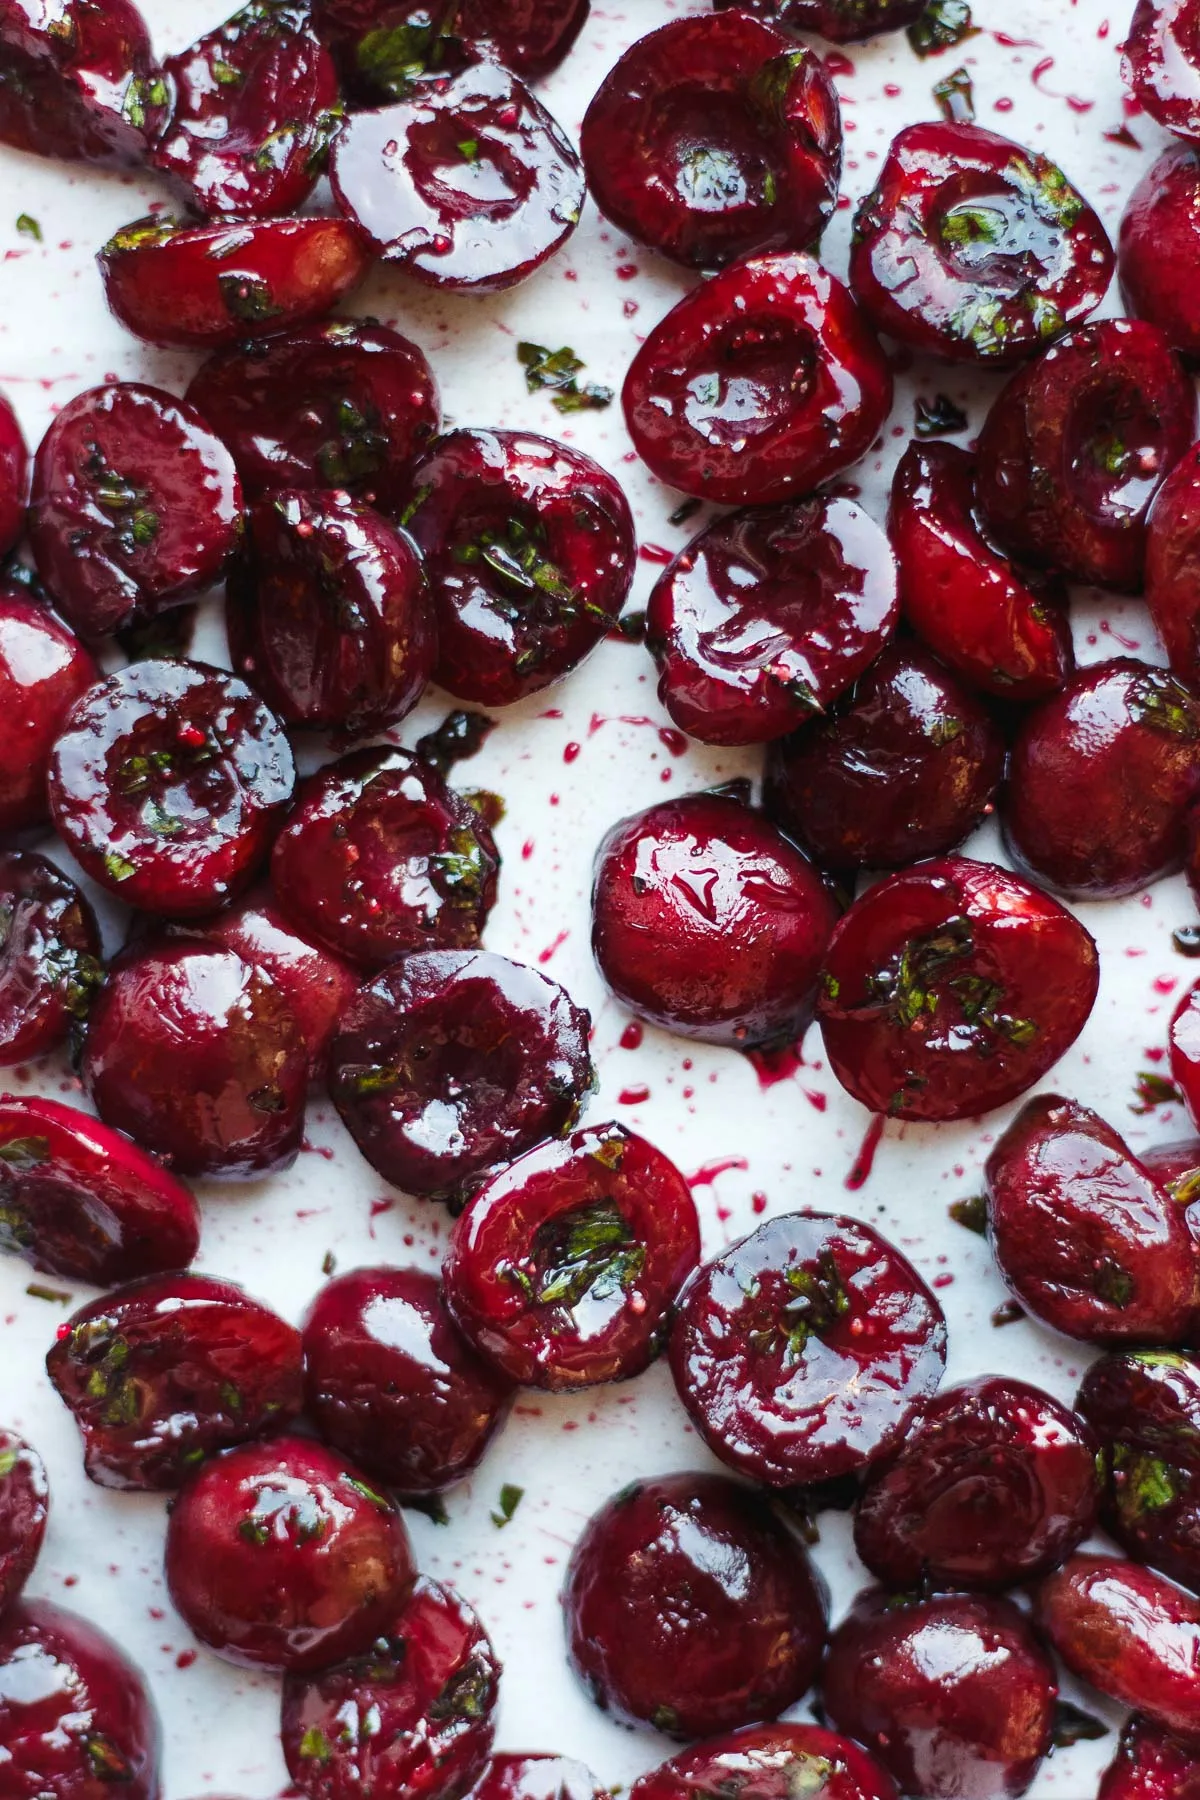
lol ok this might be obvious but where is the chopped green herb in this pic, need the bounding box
[15,213,41,242]
[316,396,388,487]
[1174,925,1200,957]
[299,1727,333,1763]
[103,849,137,884]
[907,0,977,56]
[933,66,974,122]
[1051,1701,1108,1749]
[218,270,284,325]
[1131,1070,1183,1115]
[949,1194,988,1235]
[121,73,169,131]
[787,1759,838,1799]
[253,123,299,172]
[915,393,968,437]
[212,57,243,84]
[1128,671,1200,740]
[0,1135,49,1169]
[517,341,613,413]
[926,715,963,746]
[1094,1259,1134,1308]
[457,137,479,161]
[84,1734,135,1782]
[416,709,496,775]
[528,1201,645,1312]
[429,1652,494,1721]
[26,1283,72,1304]
[991,1300,1025,1327]
[405,1491,450,1526]
[344,1476,391,1509]
[322,1250,337,1276]
[491,1483,524,1528]
[1115,1449,1180,1515]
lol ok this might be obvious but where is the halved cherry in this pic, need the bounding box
[888,442,1072,701]
[0,1092,200,1286]
[98,214,372,350]
[330,64,583,293]
[0,0,168,166]
[1099,1717,1200,1800]
[1148,446,1200,684]
[0,1432,47,1617]
[404,428,635,707]
[46,1273,303,1492]
[153,0,342,219]
[1124,0,1200,142]
[712,0,926,42]
[474,1757,608,1800]
[444,1123,700,1391]
[630,1726,898,1800]
[646,496,897,745]
[29,383,243,643]
[816,857,1099,1121]
[314,0,589,91]
[669,1211,946,1488]
[1120,147,1200,362]
[0,394,27,556]
[0,586,97,838]
[0,850,101,1065]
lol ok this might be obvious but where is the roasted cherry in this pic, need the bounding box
[0,1431,47,1617]
[0,851,102,1065]
[47,1273,303,1492]
[1099,1717,1200,1800]
[592,791,839,1049]
[563,1472,826,1738]
[888,442,1072,701]
[271,747,499,968]
[0,1092,199,1285]
[763,639,1004,872]
[0,0,168,166]
[1120,147,1200,362]
[712,0,925,42]
[473,1756,608,1800]
[0,394,27,556]
[623,253,892,506]
[165,1434,415,1671]
[1148,445,1200,683]
[669,1211,946,1488]
[646,496,897,745]
[29,383,243,643]
[99,215,372,350]
[975,318,1196,592]
[81,940,308,1180]
[444,1123,700,1391]
[816,857,1100,1122]
[404,428,635,707]
[330,64,583,293]
[822,1589,1057,1800]
[0,585,96,836]
[629,1725,899,1800]
[315,0,589,90]
[1124,0,1200,142]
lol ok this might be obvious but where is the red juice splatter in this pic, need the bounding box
[176,1650,197,1669]
[640,543,674,565]
[846,1114,885,1191]
[804,1090,828,1112]
[688,1156,750,1188]
[620,1021,644,1050]
[615,263,638,280]
[563,741,581,763]
[824,50,855,76]
[746,1042,805,1087]
[618,1085,651,1105]
[368,1197,394,1237]
[539,930,570,964]
[659,727,688,756]
[752,1191,769,1214]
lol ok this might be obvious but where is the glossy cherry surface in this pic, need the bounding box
[0,1431,47,1617]
[1124,0,1200,142]
[0,586,96,837]
[0,850,101,1065]
[1148,446,1200,685]
[0,0,168,166]
[1119,147,1200,362]
[1099,1717,1200,1800]
[629,1725,899,1800]
[473,1755,609,1800]
[563,1472,826,1739]
[0,393,27,556]
[316,0,588,89]
[711,0,925,41]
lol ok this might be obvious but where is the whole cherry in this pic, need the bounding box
[629,1725,899,1800]
[0,851,102,1066]
[0,587,96,838]
[1124,0,1200,142]
[712,0,925,41]
[0,0,168,167]
[1120,146,1200,361]
[315,0,589,89]
[1099,1717,1200,1800]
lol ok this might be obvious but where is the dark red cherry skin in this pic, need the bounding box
[330,65,583,294]
[314,0,589,90]
[581,15,841,272]
[281,1576,498,1800]
[80,940,308,1181]
[1099,1717,1200,1800]
[592,792,839,1050]
[1148,446,1200,684]
[888,442,1072,702]
[853,1376,1099,1590]
[816,857,1100,1122]
[975,319,1197,592]
[0,1597,161,1800]
[50,660,294,918]
[712,0,925,44]
[0,1092,200,1285]
[630,1725,898,1800]
[985,1095,1200,1346]
[0,394,27,556]
[404,429,635,707]
[0,587,96,838]
[623,253,892,507]
[563,1472,826,1739]
[165,1434,416,1672]
[185,320,439,515]
[646,496,897,745]
[1171,984,1200,1140]
[1120,148,1200,363]
[669,1211,946,1488]
[1124,0,1200,142]
[763,639,1005,873]
[271,747,499,969]
[473,1755,608,1800]
[29,383,244,643]
[0,851,102,1065]
[444,1123,700,1391]
[0,0,168,167]
[98,214,372,351]
[1003,660,1200,900]
[328,950,593,1201]
[152,0,341,220]
[822,1589,1056,1800]
[0,1432,47,1617]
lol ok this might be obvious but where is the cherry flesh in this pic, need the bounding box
[628,1724,900,1800]
[816,856,1100,1122]
[1099,1717,1200,1800]
[0,394,27,556]
[165,1434,416,1671]
[0,1431,47,1617]
[623,252,892,507]
[444,1123,700,1391]
[473,1756,608,1800]
[0,587,96,837]
[563,1471,826,1739]
[1147,445,1200,685]
[404,428,636,707]
[0,850,102,1065]
[711,0,925,43]
[0,0,168,167]
[1120,147,1200,363]
[1124,0,1200,142]
[646,495,897,745]
[315,0,589,91]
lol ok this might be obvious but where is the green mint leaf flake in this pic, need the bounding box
[491,1483,524,1528]
[907,0,977,56]
[949,1194,988,1235]
[15,214,41,242]
[0,1135,49,1169]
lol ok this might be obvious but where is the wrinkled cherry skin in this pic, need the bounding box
[816,857,1100,1122]
[0,0,168,166]
[1170,984,1200,1140]
[1099,1717,1200,1800]
[631,1725,898,1800]
[474,1755,609,1800]
[405,429,635,706]
[623,253,892,507]
[986,1096,1200,1346]
[1120,148,1200,363]
[0,1598,161,1800]
[331,66,583,294]
[851,123,1112,365]
[315,0,588,89]
[329,950,593,1201]
[1124,0,1200,142]
[81,940,308,1181]
[1148,447,1200,685]
[889,442,1072,701]
[0,394,27,556]
[99,215,372,351]
[592,792,839,1050]
[29,383,244,643]
[0,851,102,1065]
[50,659,294,918]
[185,321,439,515]
[563,1473,826,1739]
[822,1589,1057,1800]
[0,1432,47,1617]
[669,1211,946,1488]
[582,15,841,271]
[152,1,341,220]
[646,496,897,745]
[444,1123,700,1391]
[271,747,499,969]
[1003,660,1200,900]
[976,319,1196,592]
[853,1376,1099,1590]
[763,639,1005,873]
[712,0,925,42]
[46,1273,303,1492]
[281,1576,499,1800]
[0,588,96,837]
[0,1092,200,1285]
